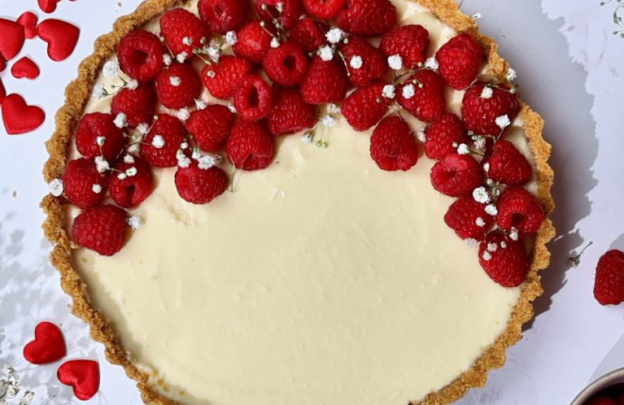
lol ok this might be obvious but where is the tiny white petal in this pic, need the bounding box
[182,36,193,45]
[321,115,337,127]
[117,172,127,180]
[163,54,173,66]
[482,251,492,261]
[487,242,498,252]
[177,108,191,122]
[91,184,102,194]
[480,86,493,99]
[325,28,345,44]
[416,126,427,143]
[327,103,341,114]
[495,114,511,129]
[96,136,106,146]
[180,142,189,150]
[483,162,491,172]
[206,70,216,78]
[509,228,519,241]
[137,123,150,135]
[169,76,182,87]
[197,153,221,170]
[424,57,439,70]
[152,135,165,149]
[126,79,139,90]
[275,2,284,12]
[465,238,478,247]
[501,241,508,249]
[177,156,192,168]
[195,99,207,110]
[127,143,140,154]
[123,154,135,164]
[103,60,120,78]
[382,84,396,99]
[113,112,128,129]
[485,204,498,216]
[93,84,106,99]
[472,186,491,204]
[388,54,403,70]
[506,67,517,82]
[48,179,64,197]
[402,83,416,100]
[349,55,363,70]
[302,132,314,144]
[176,52,189,63]
[475,217,486,227]
[457,143,470,155]
[126,167,138,177]
[94,156,110,173]
[225,31,238,45]
[127,216,143,230]
[270,37,281,49]
[318,45,334,61]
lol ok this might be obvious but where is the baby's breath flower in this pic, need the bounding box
[270,37,281,49]
[163,54,173,66]
[96,136,106,146]
[318,45,334,61]
[349,55,363,69]
[424,57,439,70]
[402,83,416,100]
[506,67,517,82]
[123,154,135,164]
[382,84,396,99]
[94,156,110,173]
[93,84,106,99]
[388,54,403,70]
[475,217,486,227]
[91,184,102,194]
[416,126,427,143]
[126,167,138,177]
[152,135,165,149]
[169,76,182,87]
[302,132,314,144]
[182,36,193,46]
[103,60,119,78]
[457,143,470,155]
[472,186,490,204]
[495,114,511,129]
[485,204,498,216]
[482,251,492,261]
[127,216,143,230]
[176,52,188,63]
[321,115,337,127]
[136,123,150,135]
[195,99,207,110]
[480,86,493,99]
[113,112,128,129]
[126,79,139,90]
[48,179,64,196]
[225,31,238,45]
[176,108,191,122]
[325,28,345,44]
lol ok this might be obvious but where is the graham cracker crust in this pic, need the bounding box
[41,0,556,404]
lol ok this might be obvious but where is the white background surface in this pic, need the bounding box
[0,0,623,404]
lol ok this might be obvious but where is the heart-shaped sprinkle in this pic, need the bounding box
[17,12,39,39]
[11,57,40,80]
[23,321,67,364]
[37,19,80,62]
[0,78,6,105]
[2,94,46,135]
[0,19,26,60]
[57,360,100,400]
[38,0,62,13]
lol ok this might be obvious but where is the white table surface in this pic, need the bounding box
[1,0,623,404]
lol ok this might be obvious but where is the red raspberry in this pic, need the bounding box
[430,153,482,197]
[336,0,397,36]
[267,88,318,135]
[495,187,545,236]
[155,63,202,109]
[595,250,624,306]
[140,114,186,167]
[300,55,349,105]
[370,116,419,171]
[75,113,125,161]
[256,0,304,29]
[63,159,109,209]
[263,42,309,87]
[444,197,492,241]
[198,0,249,34]
[397,69,446,123]
[0,57,5,73]
[175,163,229,204]
[160,8,209,61]
[233,75,274,121]
[232,21,274,63]
[424,112,470,160]
[226,119,275,170]
[303,0,346,19]
[436,33,483,90]
[342,82,392,131]
[462,82,520,136]
[202,55,252,99]
[118,30,164,82]
[186,105,235,151]
[380,24,430,69]
[340,36,386,87]
[111,82,156,129]
[72,205,128,256]
[289,18,328,52]
[478,231,529,288]
[109,156,153,208]
[587,397,618,405]
[484,140,532,185]
[0,77,5,105]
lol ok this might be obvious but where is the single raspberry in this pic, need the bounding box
[430,153,482,197]
[0,77,5,105]
[256,0,304,29]
[444,197,492,241]
[198,0,249,34]
[140,114,186,167]
[340,36,386,87]
[118,30,164,82]
[109,156,154,208]
[478,231,529,288]
[267,88,318,135]
[72,205,128,256]
[300,55,349,105]
[370,115,419,171]
[587,397,618,405]
[397,69,446,123]
[380,24,430,69]
[155,63,202,109]
[289,18,328,52]
[496,187,545,236]
[186,105,235,151]
[160,8,209,61]
[175,163,229,204]
[462,82,520,136]
[232,21,274,63]
[342,82,392,131]
[75,113,125,161]
[202,55,252,99]
[303,0,347,19]
[424,112,470,160]
[111,82,156,129]
[63,159,109,209]
[233,75,274,121]
[436,33,483,90]
[226,119,275,170]
[263,41,309,87]
[484,140,532,185]
[336,0,397,36]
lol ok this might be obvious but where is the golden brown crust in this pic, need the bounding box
[41,1,555,404]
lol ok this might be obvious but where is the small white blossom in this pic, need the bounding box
[485,204,498,216]
[480,86,493,99]
[325,27,345,44]
[93,83,106,99]
[465,238,478,247]
[177,156,192,168]
[506,67,517,82]
[388,54,403,70]
[48,179,64,196]
[91,184,102,194]
[227,103,237,113]
[472,186,491,204]
[318,45,334,61]
[113,112,127,128]
[117,172,127,180]
[402,83,416,100]
[126,167,138,177]
[472,12,482,20]
[474,136,486,150]
[123,154,135,164]
[192,148,202,160]
[270,37,281,49]
[349,55,363,69]
[182,36,193,46]
[195,99,207,110]
[176,108,191,122]
[327,103,341,114]
[169,76,182,87]
[176,52,188,63]
[487,242,498,252]
[127,143,140,154]
[94,156,110,173]
[495,114,511,129]
[206,69,216,78]
[302,132,313,144]
[137,123,150,135]
[382,84,396,99]
[457,143,470,155]
[482,251,492,261]
[275,2,284,12]
[225,31,238,45]
[103,60,119,78]
[475,217,486,227]
[321,115,337,127]
[509,227,519,241]
[152,135,165,149]
[127,216,143,230]
[501,241,508,249]
[424,57,439,70]
[96,136,106,146]
[19,390,36,405]
[126,79,139,90]
[483,163,491,173]
[197,154,221,170]
[163,54,173,66]
[416,126,427,143]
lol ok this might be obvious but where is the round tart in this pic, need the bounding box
[42,0,555,404]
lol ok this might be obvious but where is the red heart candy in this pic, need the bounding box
[37,19,80,62]
[17,12,39,39]
[38,0,61,13]
[2,94,46,135]
[57,360,100,400]
[23,322,67,364]
[11,57,40,80]
[0,19,26,60]
[0,78,6,105]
